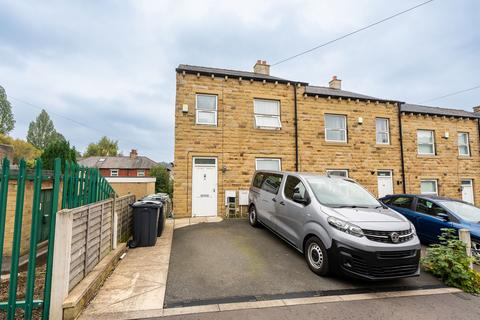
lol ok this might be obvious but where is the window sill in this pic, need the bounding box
[417,154,436,158]
[375,144,393,148]
[254,127,282,131]
[192,125,221,130]
[323,141,349,146]
[458,155,473,160]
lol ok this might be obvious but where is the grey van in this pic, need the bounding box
[248,171,421,280]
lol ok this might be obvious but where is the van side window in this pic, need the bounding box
[390,196,413,209]
[253,173,265,188]
[261,174,283,194]
[284,176,307,200]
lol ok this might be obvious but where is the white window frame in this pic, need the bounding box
[326,169,349,178]
[417,130,435,155]
[324,114,347,142]
[195,94,217,126]
[255,158,282,171]
[137,169,145,177]
[110,169,119,177]
[458,132,470,156]
[420,179,438,195]
[253,99,281,129]
[376,118,390,145]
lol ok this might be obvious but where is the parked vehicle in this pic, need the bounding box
[248,171,421,280]
[380,194,480,258]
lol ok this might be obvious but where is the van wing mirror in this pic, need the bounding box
[292,193,308,205]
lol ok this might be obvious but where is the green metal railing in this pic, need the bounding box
[0,158,115,319]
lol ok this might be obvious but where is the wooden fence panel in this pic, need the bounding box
[67,194,135,291]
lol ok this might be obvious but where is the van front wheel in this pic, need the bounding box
[304,236,329,276]
[248,205,260,227]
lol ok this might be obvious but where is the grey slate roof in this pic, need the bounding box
[401,104,480,119]
[176,64,308,85]
[78,156,157,169]
[304,85,400,103]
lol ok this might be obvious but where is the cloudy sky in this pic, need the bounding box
[0,0,479,162]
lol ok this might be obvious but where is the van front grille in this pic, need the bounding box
[362,229,413,244]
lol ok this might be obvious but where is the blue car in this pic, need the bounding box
[380,194,479,258]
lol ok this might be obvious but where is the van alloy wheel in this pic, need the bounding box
[472,240,480,258]
[307,243,324,269]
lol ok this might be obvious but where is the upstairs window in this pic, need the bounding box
[137,170,145,177]
[196,94,217,125]
[254,99,281,129]
[110,169,119,177]
[417,130,435,155]
[325,114,347,142]
[458,132,470,156]
[376,118,390,144]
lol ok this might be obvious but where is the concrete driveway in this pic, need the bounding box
[165,220,443,308]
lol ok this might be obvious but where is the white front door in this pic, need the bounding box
[461,179,474,204]
[377,171,393,198]
[192,157,217,217]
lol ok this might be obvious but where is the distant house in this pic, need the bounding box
[78,149,158,199]
[78,149,157,177]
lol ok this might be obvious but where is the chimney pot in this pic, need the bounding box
[130,149,138,158]
[473,105,480,113]
[329,76,341,90]
[253,60,270,75]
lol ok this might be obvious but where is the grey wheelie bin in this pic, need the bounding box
[128,200,163,248]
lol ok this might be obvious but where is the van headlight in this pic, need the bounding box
[409,222,416,235]
[327,216,364,237]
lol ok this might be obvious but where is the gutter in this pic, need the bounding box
[294,83,299,172]
[397,103,407,193]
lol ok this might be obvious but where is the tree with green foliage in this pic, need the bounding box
[0,86,15,135]
[27,109,64,149]
[149,164,173,196]
[84,136,119,157]
[40,138,77,171]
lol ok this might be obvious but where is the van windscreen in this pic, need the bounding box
[307,177,380,208]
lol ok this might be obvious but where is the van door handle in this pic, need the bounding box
[272,198,277,202]
[279,201,285,206]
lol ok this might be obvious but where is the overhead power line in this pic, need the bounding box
[271,0,435,66]
[10,96,145,148]
[420,85,480,104]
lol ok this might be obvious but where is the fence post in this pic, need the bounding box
[112,195,118,249]
[50,209,73,319]
[459,228,473,269]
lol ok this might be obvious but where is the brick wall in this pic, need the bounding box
[174,71,480,218]
[298,93,404,196]
[401,113,480,202]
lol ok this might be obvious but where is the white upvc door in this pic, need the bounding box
[461,179,474,205]
[192,157,218,217]
[377,170,393,198]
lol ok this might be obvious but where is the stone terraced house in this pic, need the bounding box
[174,60,480,218]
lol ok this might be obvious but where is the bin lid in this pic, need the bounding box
[131,200,163,208]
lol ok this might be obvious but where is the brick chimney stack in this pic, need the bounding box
[329,75,341,90]
[473,105,480,113]
[130,149,138,158]
[253,60,270,75]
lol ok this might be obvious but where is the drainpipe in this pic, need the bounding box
[397,103,406,193]
[294,83,299,172]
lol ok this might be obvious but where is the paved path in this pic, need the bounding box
[79,220,174,320]
[159,292,480,320]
